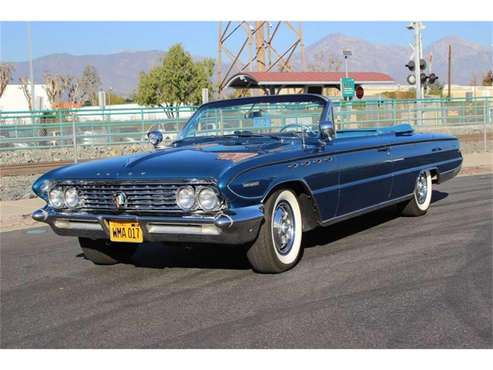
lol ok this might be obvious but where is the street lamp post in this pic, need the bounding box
[343,49,352,78]
[27,23,35,115]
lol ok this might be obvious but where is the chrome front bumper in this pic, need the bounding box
[32,205,264,245]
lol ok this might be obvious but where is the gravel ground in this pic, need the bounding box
[0,143,148,166]
[0,174,38,201]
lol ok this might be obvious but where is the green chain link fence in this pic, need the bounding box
[1,97,491,153]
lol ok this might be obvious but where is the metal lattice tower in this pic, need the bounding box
[217,21,305,96]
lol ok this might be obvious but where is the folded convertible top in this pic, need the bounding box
[377,123,414,135]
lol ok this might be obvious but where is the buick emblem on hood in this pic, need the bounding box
[113,192,127,209]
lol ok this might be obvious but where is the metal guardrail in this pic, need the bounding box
[0,97,491,154]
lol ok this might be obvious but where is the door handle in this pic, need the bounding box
[377,146,390,155]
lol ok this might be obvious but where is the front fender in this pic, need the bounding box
[223,155,337,213]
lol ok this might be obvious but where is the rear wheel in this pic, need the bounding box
[400,170,432,216]
[246,189,303,273]
[79,238,136,265]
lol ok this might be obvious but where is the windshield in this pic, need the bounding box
[178,100,325,140]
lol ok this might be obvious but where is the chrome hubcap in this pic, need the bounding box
[415,172,428,205]
[272,201,296,255]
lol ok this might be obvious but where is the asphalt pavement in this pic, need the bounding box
[1,174,492,348]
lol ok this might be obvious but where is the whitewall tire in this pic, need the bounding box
[247,189,303,273]
[401,170,432,216]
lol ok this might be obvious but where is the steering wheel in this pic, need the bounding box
[279,123,316,134]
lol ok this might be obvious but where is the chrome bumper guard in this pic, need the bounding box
[32,205,264,245]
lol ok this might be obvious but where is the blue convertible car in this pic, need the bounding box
[32,94,462,273]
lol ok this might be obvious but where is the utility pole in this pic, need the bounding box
[27,22,35,112]
[267,22,272,67]
[255,21,266,71]
[344,55,349,78]
[343,49,352,78]
[299,23,305,70]
[217,21,304,95]
[448,45,452,98]
[217,22,222,97]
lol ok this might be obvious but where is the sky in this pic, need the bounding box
[1,21,491,62]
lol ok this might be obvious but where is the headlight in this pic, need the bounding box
[64,187,80,208]
[49,187,65,209]
[176,185,195,210]
[197,187,220,211]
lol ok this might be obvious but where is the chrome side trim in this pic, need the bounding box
[320,193,413,227]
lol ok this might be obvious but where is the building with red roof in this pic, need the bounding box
[225,71,396,96]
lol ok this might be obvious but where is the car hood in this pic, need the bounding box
[44,139,296,181]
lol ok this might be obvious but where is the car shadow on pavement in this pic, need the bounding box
[431,190,448,203]
[129,243,251,270]
[302,190,449,249]
[96,190,448,270]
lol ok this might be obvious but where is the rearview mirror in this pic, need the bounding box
[320,120,336,141]
[147,130,163,148]
[244,110,263,119]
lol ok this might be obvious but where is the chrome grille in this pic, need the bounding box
[75,182,181,212]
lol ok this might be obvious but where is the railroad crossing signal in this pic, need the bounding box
[405,59,427,72]
[428,73,439,84]
[405,59,438,86]
[407,74,416,85]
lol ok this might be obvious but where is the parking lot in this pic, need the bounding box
[1,174,491,348]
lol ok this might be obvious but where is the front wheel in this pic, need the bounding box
[246,189,303,273]
[400,170,432,216]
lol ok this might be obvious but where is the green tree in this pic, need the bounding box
[135,44,214,117]
[79,65,101,106]
[106,91,127,105]
[482,70,493,86]
[427,81,444,97]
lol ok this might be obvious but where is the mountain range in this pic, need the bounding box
[300,34,491,85]
[6,34,492,97]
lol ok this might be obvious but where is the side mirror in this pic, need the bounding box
[320,120,336,141]
[147,130,163,148]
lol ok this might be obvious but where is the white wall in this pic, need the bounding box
[0,84,51,111]
[443,85,493,98]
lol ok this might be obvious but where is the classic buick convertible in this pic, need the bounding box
[32,94,462,273]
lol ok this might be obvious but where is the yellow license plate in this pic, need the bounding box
[109,221,143,243]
